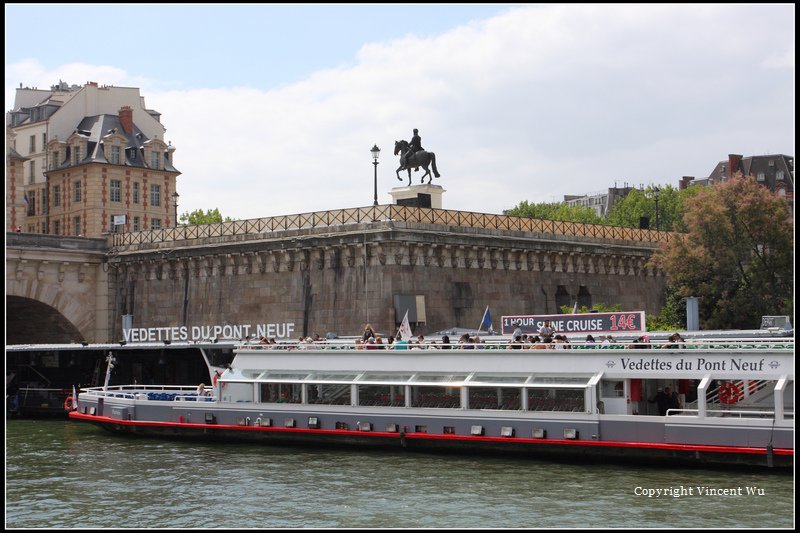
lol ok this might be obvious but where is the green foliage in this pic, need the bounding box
[645,286,685,332]
[179,208,233,226]
[650,175,793,330]
[606,185,690,232]
[507,201,604,224]
[558,302,621,314]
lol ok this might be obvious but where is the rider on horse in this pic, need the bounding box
[403,128,423,171]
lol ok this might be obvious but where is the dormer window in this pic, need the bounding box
[150,150,160,170]
[776,171,784,181]
[110,145,121,164]
[73,145,81,165]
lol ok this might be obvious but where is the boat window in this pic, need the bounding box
[468,373,530,385]
[468,386,521,410]
[410,385,460,408]
[359,372,415,383]
[601,380,625,398]
[222,382,254,403]
[260,383,302,403]
[528,388,585,412]
[260,371,312,381]
[357,385,405,407]
[530,375,593,386]
[309,372,360,382]
[411,373,469,385]
[308,383,351,405]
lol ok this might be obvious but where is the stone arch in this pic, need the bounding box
[6,295,85,344]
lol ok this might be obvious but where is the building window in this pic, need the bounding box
[27,190,36,216]
[42,132,47,147]
[776,171,784,181]
[110,179,121,202]
[73,145,81,165]
[74,180,82,202]
[53,220,61,235]
[151,218,162,230]
[28,160,36,184]
[53,185,61,207]
[51,150,60,169]
[132,182,140,204]
[150,150,160,170]
[29,135,36,154]
[151,184,161,207]
[757,172,765,182]
[109,215,119,233]
[110,145,121,164]
[133,216,140,231]
[74,216,81,236]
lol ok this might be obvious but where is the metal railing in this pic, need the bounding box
[111,205,674,247]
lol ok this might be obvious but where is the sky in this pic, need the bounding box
[5,4,795,221]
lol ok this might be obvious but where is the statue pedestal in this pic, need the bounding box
[389,184,446,209]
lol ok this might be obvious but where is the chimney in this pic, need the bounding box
[679,176,694,190]
[727,154,742,180]
[118,106,133,134]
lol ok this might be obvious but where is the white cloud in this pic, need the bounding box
[6,5,794,221]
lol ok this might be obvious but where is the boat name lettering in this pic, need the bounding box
[122,322,296,342]
[620,358,767,372]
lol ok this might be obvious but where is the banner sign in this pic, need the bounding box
[501,311,646,335]
[122,322,296,343]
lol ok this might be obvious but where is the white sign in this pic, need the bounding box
[122,322,296,342]
[113,215,127,226]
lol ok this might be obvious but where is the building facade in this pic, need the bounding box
[5,81,179,236]
[563,185,636,217]
[680,153,794,200]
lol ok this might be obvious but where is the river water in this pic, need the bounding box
[5,420,794,529]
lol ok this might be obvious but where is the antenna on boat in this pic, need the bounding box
[102,352,116,392]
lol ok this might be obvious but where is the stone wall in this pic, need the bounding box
[109,220,665,340]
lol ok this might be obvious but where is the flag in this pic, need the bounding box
[397,310,412,341]
[479,306,493,332]
[23,193,29,205]
[71,385,78,411]
[572,301,578,314]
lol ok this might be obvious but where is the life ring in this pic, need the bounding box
[64,395,75,411]
[718,382,741,404]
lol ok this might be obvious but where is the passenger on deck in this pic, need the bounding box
[538,320,555,337]
[362,324,376,341]
[649,386,678,416]
[440,335,451,349]
[197,383,207,396]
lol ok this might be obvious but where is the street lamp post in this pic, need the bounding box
[653,186,660,231]
[172,191,180,228]
[371,144,380,206]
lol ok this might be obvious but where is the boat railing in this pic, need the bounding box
[81,385,216,402]
[237,338,794,351]
[666,407,792,419]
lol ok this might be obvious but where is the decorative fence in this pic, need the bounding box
[111,205,672,247]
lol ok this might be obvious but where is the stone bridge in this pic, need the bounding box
[6,233,109,344]
[7,205,670,344]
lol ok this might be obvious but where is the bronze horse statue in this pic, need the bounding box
[394,140,441,185]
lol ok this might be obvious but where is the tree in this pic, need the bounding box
[179,208,233,226]
[507,201,604,224]
[559,302,621,314]
[650,175,793,330]
[606,185,694,232]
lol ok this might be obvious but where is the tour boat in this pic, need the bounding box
[68,336,794,469]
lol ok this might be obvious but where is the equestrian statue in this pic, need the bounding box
[394,128,440,186]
